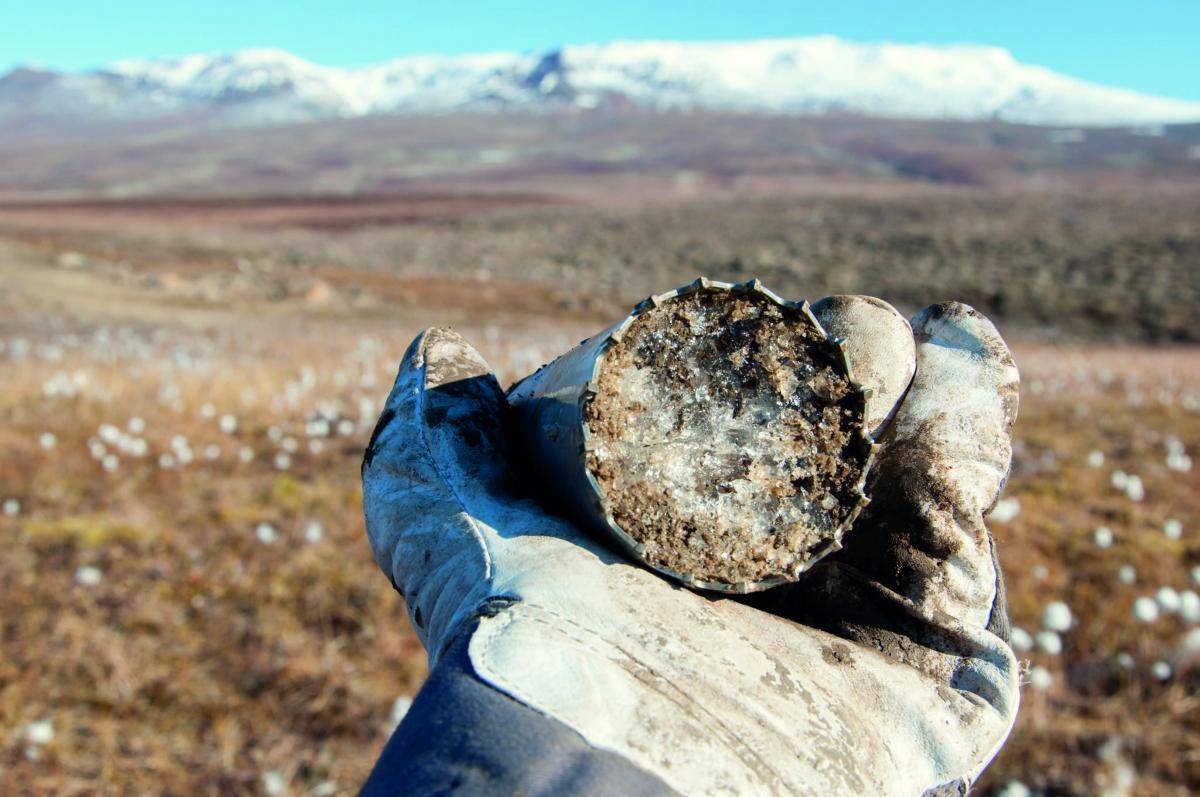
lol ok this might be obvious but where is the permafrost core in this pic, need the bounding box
[584,289,870,586]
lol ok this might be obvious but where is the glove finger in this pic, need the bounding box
[811,295,916,440]
[855,301,1019,630]
[363,328,608,651]
[878,301,1019,518]
[364,326,517,498]
[361,328,517,652]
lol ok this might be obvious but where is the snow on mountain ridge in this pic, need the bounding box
[11,37,1200,127]
[552,38,1193,123]
[107,47,545,115]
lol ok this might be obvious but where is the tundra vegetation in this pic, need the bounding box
[1,113,1198,795]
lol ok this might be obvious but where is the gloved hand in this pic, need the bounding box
[360,295,1020,797]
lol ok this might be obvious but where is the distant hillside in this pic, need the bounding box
[0,112,1197,201]
[4,37,1200,134]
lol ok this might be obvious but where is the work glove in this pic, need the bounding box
[360,295,1020,796]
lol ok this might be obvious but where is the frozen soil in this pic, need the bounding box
[584,289,870,587]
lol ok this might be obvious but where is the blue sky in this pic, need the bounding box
[4,0,1198,100]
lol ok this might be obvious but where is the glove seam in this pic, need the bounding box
[414,330,495,583]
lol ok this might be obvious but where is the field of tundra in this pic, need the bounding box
[1,159,1198,794]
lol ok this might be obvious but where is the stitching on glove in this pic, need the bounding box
[412,331,495,581]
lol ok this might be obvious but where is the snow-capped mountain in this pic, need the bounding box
[5,37,1200,129]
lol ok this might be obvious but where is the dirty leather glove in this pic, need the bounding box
[360,296,1020,796]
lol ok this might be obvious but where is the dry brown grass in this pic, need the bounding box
[979,345,1200,796]
[0,335,423,795]
[0,250,597,794]
[5,329,1198,796]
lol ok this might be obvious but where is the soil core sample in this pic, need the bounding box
[508,279,873,592]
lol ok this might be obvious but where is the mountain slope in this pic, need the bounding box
[4,37,1200,130]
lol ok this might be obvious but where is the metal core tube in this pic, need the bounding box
[508,278,874,593]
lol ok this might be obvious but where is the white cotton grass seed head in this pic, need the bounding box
[1163,519,1183,540]
[993,782,1032,797]
[1093,526,1114,548]
[1133,596,1160,623]
[24,720,54,745]
[1111,470,1128,489]
[1150,661,1172,681]
[1086,449,1105,468]
[3,498,20,517]
[98,423,120,444]
[200,402,216,419]
[262,770,286,796]
[1009,627,1034,653]
[75,565,102,586]
[281,436,298,453]
[1180,591,1200,624]
[39,432,57,450]
[310,782,338,797]
[274,453,291,471]
[337,418,355,436]
[1032,564,1049,582]
[1165,438,1192,470]
[1119,565,1137,585]
[238,446,255,463]
[159,453,175,470]
[102,454,119,473]
[1027,667,1052,693]
[1156,586,1182,614]
[989,497,1020,523]
[1035,630,1063,656]
[219,414,237,434]
[1124,475,1145,502]
[255,523,278,544]
[1042,601,1073,632]
[1115,651,1135,670]
[304,520,325,544]
[1184,628,1200,654]
[1167,452,1193,472]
